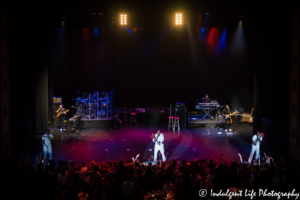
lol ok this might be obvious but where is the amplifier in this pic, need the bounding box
[231,114,241,123]
[53,97,62,104]
[175,103,186,127]
[241,113,251,122]
[176,103,186,107]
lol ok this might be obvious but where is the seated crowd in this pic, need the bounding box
[0,152,299,200]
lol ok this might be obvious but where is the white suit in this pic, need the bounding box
[42,133,54,161]
[248,134,263,163]
[153,133,166,162]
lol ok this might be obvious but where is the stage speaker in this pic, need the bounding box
[175,103,186,127]
[231,114,241,123]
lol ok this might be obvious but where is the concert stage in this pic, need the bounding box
[80,118,113,129]
[65,118,113,129]
[32,123,258,165]
[187,118,227,129]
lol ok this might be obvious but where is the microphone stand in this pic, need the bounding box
[194,97,204,103]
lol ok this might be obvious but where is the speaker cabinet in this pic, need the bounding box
[241,113,251,122]
[231,114,242,123]
[175,103,186,127]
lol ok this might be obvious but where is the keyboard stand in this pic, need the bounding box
[202,108,212,119]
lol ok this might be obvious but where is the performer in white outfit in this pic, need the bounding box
[42,130,54,162]
[248,131,264,164]
[152,130,166,162]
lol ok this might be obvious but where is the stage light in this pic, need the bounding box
[175,13,182,25]
[120,14,127,25]
[238,21,242,27]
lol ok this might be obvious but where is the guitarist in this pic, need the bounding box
[152,130,166,162]
[248,131,264,164]
[56,104,67,131]
[222,105,232,132]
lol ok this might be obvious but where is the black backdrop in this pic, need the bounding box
[49,26,253,112]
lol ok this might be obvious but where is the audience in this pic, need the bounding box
[86,161,101,198]
[57,165,69,192]
[80,162,89,192]
[122,175,135,200]
[0,152,299,200]
[162,178,175,192]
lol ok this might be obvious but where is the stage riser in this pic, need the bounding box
[80,120,113,129]
[187,122,226,129]
[188,113,242,123]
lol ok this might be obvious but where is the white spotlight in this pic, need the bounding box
[120,14,127,25]
[175,13,182,25]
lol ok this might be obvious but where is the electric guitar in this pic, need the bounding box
[223,111,239,124]
[151,133,161,146]
[253,133,264,145]
[56,109,69,117]
[249,108,254,123]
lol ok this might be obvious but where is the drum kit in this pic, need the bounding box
[75,97,107,119]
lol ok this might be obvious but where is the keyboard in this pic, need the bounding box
[196,103,219,110]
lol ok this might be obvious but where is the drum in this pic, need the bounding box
[85,109,96,118]
[97,110,105,117]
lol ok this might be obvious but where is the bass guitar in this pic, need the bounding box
[253,133,264,145]
[223,111,239,124]
[56,109,69,117]
[249,108,254,123]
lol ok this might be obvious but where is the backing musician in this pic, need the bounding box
[202,94,212,103]
[202,94,214,118]
[56,104,66,131]
[222,105,232,132]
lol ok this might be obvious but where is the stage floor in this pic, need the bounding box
[31,123,255,165]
